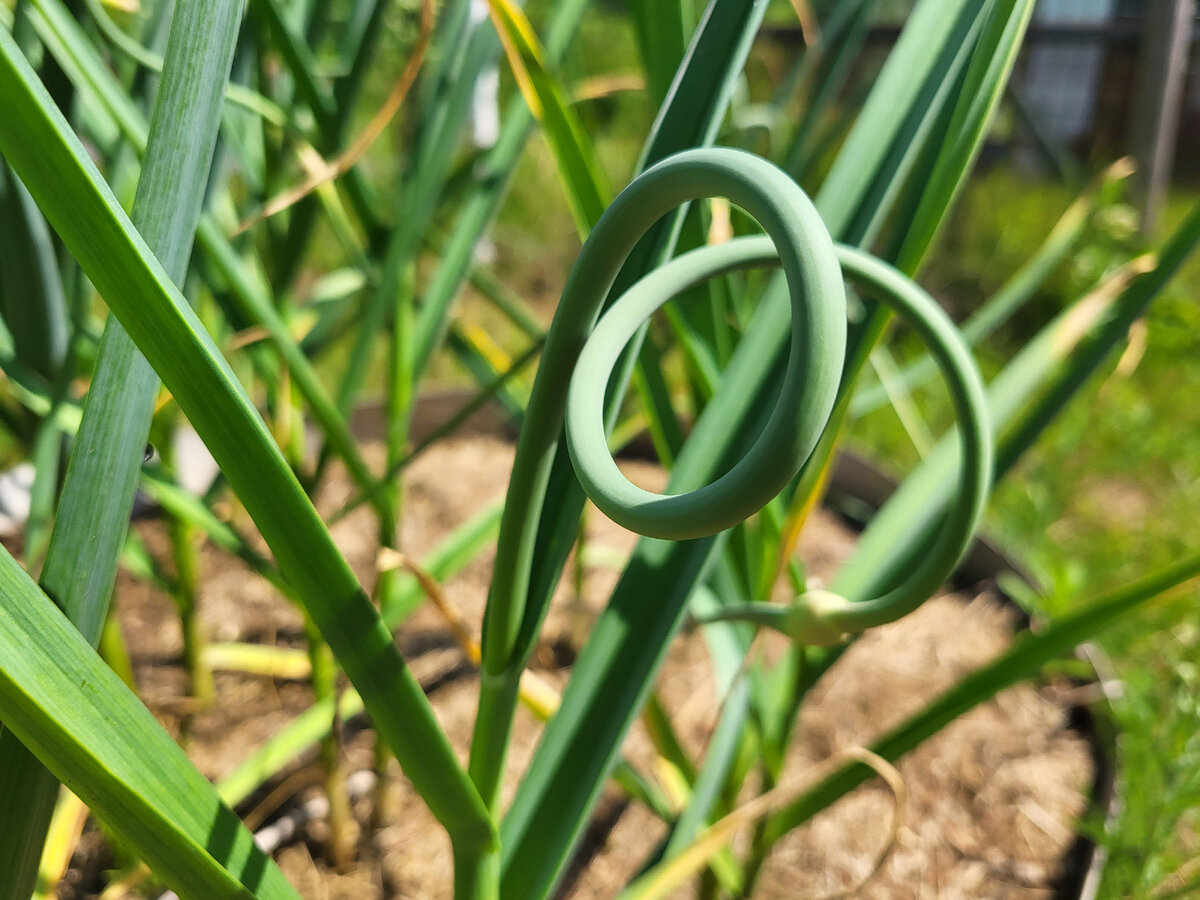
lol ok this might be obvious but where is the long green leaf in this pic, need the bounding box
[485,0,610,237]
[626,0,688,106]
[893,0,1036,273]
[814,0,987,241]
[994,199,1200,479]
[408,0,591,381]
[0,25,495,858]
[0,160,66,381]
[781,0,876,181]
[0,548,299,899]
[0,1,245,893]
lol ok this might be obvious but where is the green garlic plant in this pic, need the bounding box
[0,0,1198,898]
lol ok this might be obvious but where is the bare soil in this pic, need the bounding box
[56,435,1097,899]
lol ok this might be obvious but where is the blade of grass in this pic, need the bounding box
[868,345,936,454]
[195,216,385,510]
[32,789,89,900]
[661,676,751,857]
[446,327,529,420]
[236,0,434,231]
[330,337,543,524]
[814,0,988,241]
[892,0,1037,274]
[79,0,287,124]
[626,747,904,900]
[22,418,63,564]
[139,468,290,593]
[22,0,173,171]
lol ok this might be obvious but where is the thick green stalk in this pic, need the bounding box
[171,515,212,710]
[0,3,243,894]
[495,4,1024,890]
[466,9,774,861]
[156,431,214,714]
[305,615,353,871]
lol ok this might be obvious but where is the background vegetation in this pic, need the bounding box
[0,0,1198,895]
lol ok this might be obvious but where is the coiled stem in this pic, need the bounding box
[467,147,991,825]
[693,244,993,644]
[479,147,847,681]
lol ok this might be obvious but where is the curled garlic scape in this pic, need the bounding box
[486,146,990,669]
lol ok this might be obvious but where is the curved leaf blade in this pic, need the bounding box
[0,548,298,899]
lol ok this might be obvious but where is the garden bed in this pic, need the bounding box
[52,428,1110,899]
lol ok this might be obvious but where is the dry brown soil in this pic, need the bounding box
[55,435,1098,899]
